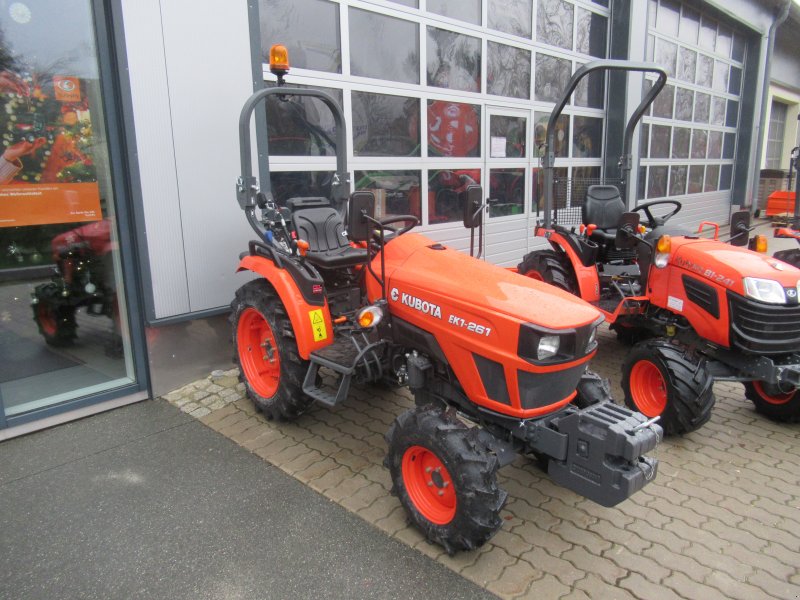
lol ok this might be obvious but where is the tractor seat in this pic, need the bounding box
[290,202,368,269]
[582,185,626,244]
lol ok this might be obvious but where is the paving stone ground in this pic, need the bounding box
[163,326,800,600]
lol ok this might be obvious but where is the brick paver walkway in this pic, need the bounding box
[163,326,800,599]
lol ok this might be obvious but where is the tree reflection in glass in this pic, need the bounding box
[488,42,530,99]
[427,26,481,92]
[352,92,420,157]
[349,8,419,84]
[537,0,573,51]
[488,0,532,38]
[534,54,570,103]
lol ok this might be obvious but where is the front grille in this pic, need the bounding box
[518,363,586,410]
[728,292,800,354]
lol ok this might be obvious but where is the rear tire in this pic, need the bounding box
[517,250,577,294]
[32,284,77,347]
[384,404,507,554]
[231,279,313,420]
[744,381,800,423]
[621,339,715,435]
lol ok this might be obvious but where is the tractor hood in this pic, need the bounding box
[373,234,600,330]
[672,238,800,296]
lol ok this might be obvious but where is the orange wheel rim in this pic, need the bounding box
[237,307,281,398]
[629,360,667,417]
[402,445,456,525]
[753,381,796,405]
[38,305,57,336]
[524,270,544,282]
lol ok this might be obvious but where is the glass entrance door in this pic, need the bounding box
[0,0,140,427]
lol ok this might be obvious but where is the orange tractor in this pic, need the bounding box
[518,61,800,435]
[230,47,661,553]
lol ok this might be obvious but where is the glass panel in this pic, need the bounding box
[592,0,609,7]
[691,129,707,159]
[537,0,573,50]
[534,112,569,158]
[672,127,690,159]
[647,166,668,199]
[707,131,723,159]
[488,0,533,38]
[389,0,418,6]
[487,42,531,99]
[490,115,526,158]
[716,27,732,58]
[576,9,607,58]
[640,123,650,158]
[713,61,728,93]
[352,92,420,157]
[350,8,419,84]
[637,165,647,201]
[675,88,694,121]
[669,165,687,196]
[705,165,719,192]
[731,33,746,62]
[534,54,571,102]
[427,27,481,92]
[729,67,742,95]
[488,168,525,217]
[260,0,341,73]
[650,125,671,159]
[688,165,704,193]
[648,0,657,28]
[677,48,696,83]
[657,0,680,37]
[653,84,674,119]
[694,92,710,123]
[573,116,602,158]
[428,169,480,224]
[646,34,654,62]
[723,132,736,159]
[0,0,136,418]
[655,38,677,78]
[711,97,726,126]
[720,164,733,190]
[535,166,568,210]
[427,100,480,157]
[428,0,481,25]
[699,17,716,51]
[265,84,341,156]
[679,7,700,44]
[355,170,422,219]
[574,70,604,109]
[726,100,739,128]
[696,54,713,88]
[269,171,335,205]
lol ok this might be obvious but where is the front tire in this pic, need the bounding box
[517,249,577,294]
[744,381,800,423]
[231,279,313,420]
[621,339,715,435]
[384,404,507,554]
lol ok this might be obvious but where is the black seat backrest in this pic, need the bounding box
[583,185,625,230]
[292,206,349,253]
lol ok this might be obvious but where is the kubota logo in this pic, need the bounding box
[389,287,442,319]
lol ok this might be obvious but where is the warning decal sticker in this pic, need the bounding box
[309,309,328,342]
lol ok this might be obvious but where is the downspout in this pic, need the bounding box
[750,0,792,215]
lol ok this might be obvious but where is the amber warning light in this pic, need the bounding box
[269,44,290,80]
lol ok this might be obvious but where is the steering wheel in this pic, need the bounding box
[633,200,682,229]
[375,214,420,237]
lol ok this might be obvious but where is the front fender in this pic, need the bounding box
[237,255,333,359]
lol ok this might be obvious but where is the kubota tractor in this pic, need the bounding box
[230,46,661,553]
[518,60,800,435]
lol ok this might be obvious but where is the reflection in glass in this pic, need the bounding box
[691,129,707,159]
[576,9,607,58]
[723,132,736,159]
[729,67,742,95]
[647,166,668,199]
[726,100,739,128]
[688,165,704,193]
[677,48,696,83]
[428,0,481,25]
[352,92,420,157]
[669,165,687,196]
[260,0,341,73]
[694,92,710,123]
[699,17,716,51]
[716,27,732,58]
[490,115,526,158]
[732,34,746,62]
[489,168,525,217]
[650,125,671,159]
[266,84,342,156]
[537,0,573,50]
[573,116,602,158]
[532,166,568,211]
[575,70,605,109]
[705,165,720,192]
[637,166,647,201]
[653,84,674,119]
[350,8,419,84]
[488,42,531,99]
[269,171,334,205]
[355,170,422,219]
[427,27,481,92]
[534,112,569,158]
[427,100,480,157]
[711,97,726,126]
[672,127,690,159]
[679,7,700,44]
[713,61,728,93]
[655,39,677,78]
[720,164,733,190]
[657,0,680,37]
[534,54,570,103]
[428,169,481,224]
[675,88,693,121]
[488,0,532,38]
[640,124,650,158]
[707,131,723,159]
[696,54,713,88]
[389,0,418,6]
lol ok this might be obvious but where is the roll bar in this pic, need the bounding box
[235,87,351,239]
[542,60,668,228]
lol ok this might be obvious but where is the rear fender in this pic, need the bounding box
[237,254,333,359]
[537,227,600,302]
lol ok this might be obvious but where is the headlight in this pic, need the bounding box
[743,277,786,304]
[537,335,560,360]
[654,252,670,268]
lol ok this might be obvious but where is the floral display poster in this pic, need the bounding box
[0,72,101,227]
